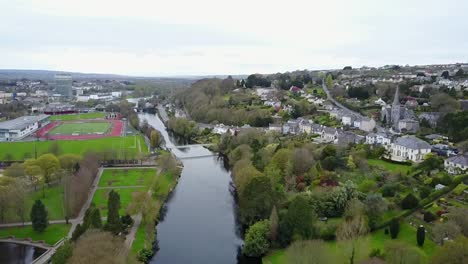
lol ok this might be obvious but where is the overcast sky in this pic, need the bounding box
[1,0,467,76]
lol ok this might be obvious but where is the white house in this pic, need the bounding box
[213,124,230,135]
[321,127,340,143]
[365,133,392,146]
[444,153,468,174]
[360,118,376,132]
[342,115,355,126]
[388,136,431,163]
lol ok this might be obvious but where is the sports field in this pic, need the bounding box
[0,135,148,161]
[48,112,106,121]
[48,122,111,135]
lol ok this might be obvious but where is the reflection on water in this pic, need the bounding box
[138,113,260,264]
[0,242,46,264]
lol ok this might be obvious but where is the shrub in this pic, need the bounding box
[121,214,134,227]
[382,184,398,197]
[389,218,400,239]
[423,211,437,222]
[369,248,383,258]
[137,248,154,263]
[417,225,425,247]
[401,193,419,209]
[51,240,73,264]
[243,220,271,257]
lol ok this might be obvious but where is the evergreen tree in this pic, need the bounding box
[71,224,85,241]
[389,218,400,239]
[106,190,122,234]
[417,225,425,246]
[30,200,48,232]
[91,207,102,228]
[269,206,279,242]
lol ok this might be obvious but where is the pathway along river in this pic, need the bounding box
[139,113,260,264]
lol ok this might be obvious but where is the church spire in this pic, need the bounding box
[392,86,400,105]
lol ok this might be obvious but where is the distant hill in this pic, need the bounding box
[0,69,132,80]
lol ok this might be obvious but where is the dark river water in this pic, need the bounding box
[138,113,260,264]
[0,242,46,264]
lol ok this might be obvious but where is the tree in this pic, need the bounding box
[269,206,279,242]
[385,241,422,264]
[280,195,316,244]
[431,93,459,113]
[239,176,279,226]
[150,129,161,148]
[51,240,73,264]
[336,199,370,264]
[416,225,425,247]
[286,240,334,264]
[389,218,400,239]
[58,154,81,172]
[401,193,419,209]
[48,142,62,156]
[432,221,461,245]
[72,224,85,241]
[31,200,48,232]
[68,230,127,264]
[4,163,25,178]
[361,191,385,218]
[431,236,468,264]
[105,190,122,234]
[417,153,443,173]
[347,155,357,170]
[449,207,468,236]
[325,74,333,88]
[24,160,43,191]
[441,70,449,79]
[11,179,27,225]
[243,220,270,257]
[36,154,60,184]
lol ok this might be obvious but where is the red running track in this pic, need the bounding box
[35,119,124,140]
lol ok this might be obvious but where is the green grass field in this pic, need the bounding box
[98,168,157,187]
[48,112,106,121]
[368,159,411,174]
[92,187,146,216]
[0,135,147,161]
[263,223,436,264]
[48,122,111,135]
[4,185,65,223]
[131,224,147,254]
[0,224,70,245]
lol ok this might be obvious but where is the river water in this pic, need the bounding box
[138,113,259,264]
[0,242,46,264]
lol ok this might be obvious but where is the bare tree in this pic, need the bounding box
[68,230,127,264]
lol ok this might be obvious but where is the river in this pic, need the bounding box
[0,242,46,264]
[138,113,260,264]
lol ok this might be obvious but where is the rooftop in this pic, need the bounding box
[0,114,49,130]
[394,136,431,150]
[446,153,468,166]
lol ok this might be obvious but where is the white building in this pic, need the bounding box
[365,133,392,146]
[388,136,431,163]
[360,118,376,132]
[444,153,468,174]
[0,115,49,141]
[342,115,355,126]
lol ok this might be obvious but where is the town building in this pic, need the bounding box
[365,132,392,146]
[388,136,431,163]
[359,117,376,132]
[0,115,49,141]
[398,118,419,133]
[444,153,468,174]
[55,74,73,97]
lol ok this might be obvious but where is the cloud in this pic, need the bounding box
[1,0,467,75]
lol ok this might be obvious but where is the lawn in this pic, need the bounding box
[4,185,65,223]
[0,135,147,161]
[368,159,411,174]
[48,112,106,121]
[263,223,437,264]
[0,224,70,245]
[48,122,111,135]
[92,187,146,217]
[131,224,146,254]
[98,168,157,187]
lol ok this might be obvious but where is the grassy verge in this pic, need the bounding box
[0,224,70,245]
[48,112,106,121]
[0,135,147,161]
[92,187,146,217]
[263,223,436,264]
[98,168,157,187]
[368,159,411,174]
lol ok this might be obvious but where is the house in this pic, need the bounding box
[0,114,49,141]
[321,127,339,143]
[213,124,230,134]
[419,112,441,128]
[435,184,446,191]
[353,119,361,128]
[337,131,360,146]
[398,119,419,133]
[359,118,376,132]
[298,119,313,134]
[342,115,355,126]
[282,120,300,135]
[268,124,282,133]
[289,86,302,94]
[444,153,468,174]
[388,136,431,163]
[365,132,392,146]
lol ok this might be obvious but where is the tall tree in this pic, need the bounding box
[31,200,48,232]
[36,154,60,184]
[286,240,334,264]
[269,206,279,242]
[389,218,400,239]
[242,220,271,257]
[106,190,122,234]
[416,225,425,247]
